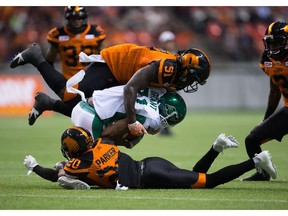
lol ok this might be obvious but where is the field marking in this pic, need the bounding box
[1,194,287,203]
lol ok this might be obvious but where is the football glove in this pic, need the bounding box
[54,161,67,171]
[128,121,147,136]
[23,155,38,175]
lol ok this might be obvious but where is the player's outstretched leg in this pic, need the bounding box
[28,92,56,126]
[213,133,240,153]
[10,43,45,68]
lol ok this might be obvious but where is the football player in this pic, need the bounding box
[242,21,288,181]
[69,85,186,148]
[45,6,106,79]
[10,42,211,136]
[23,126,277,190]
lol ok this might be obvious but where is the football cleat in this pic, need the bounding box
[241,169,271,181]
[253,150,277,179]
[213,133,240,153]
[10,43,44,68]
[58,176,90,190]
[28,92,55,126]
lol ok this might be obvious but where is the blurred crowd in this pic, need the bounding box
[1,6,288,66]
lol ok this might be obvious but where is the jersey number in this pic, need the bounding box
[66,158,81,169]
[63,45,95,67]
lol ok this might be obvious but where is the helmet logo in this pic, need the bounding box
[165,104,179,121]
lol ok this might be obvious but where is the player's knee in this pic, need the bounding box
[245,133,260,148]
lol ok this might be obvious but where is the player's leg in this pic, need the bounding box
[10,43,67,97]
[193,133,239,173]
[205,151,277,188]
[71,101,103,140]
[29,62,119,125]
[141,157,199,189]
[242,107,288,181]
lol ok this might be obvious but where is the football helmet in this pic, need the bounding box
[263,21,288,60]
[158,92,187,128]
[176,48,211,93]
[64,6,88,34]
[61,126,93,160]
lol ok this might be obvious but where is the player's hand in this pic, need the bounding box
[54,161,67,171]
[128,121,147,136]
[23,155,38,175]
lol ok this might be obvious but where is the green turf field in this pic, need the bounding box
[0,110,288,210]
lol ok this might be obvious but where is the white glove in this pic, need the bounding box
[23,155,38,175]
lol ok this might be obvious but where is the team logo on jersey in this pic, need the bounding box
[85,34,95,39]
[59,35,70,41]
[264,62,272,67]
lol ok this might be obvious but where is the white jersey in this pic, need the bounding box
[71,85,166,140]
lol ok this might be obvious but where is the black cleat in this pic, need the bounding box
[28,92,55,126]
[10,43,44,68]
[241,169,271,181]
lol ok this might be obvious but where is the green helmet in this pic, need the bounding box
[158,92,187,128]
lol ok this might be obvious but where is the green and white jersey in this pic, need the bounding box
[93,85,166,133]
[71,85,166,140]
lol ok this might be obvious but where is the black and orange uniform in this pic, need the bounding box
[37,43,180,116]
[64,138,120,188]
[245,50,288,158]
[62,44,179,101]
[260,51,288,107]
[47,24,106,79]
[100,44,177,86]
[30,138,256,189]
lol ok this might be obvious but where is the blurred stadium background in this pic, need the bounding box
[1,6,288,210]
[0,6,287,116]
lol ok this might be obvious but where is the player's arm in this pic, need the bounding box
[101,118,143,148]
[263,79,281,120]
[123,63,157,135]
[32,166,60,182]
[23,155,61,182]
[45,44,58,66]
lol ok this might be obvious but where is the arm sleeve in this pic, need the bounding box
[33,165,59,182]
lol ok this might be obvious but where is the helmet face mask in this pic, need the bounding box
[176,49,211,93]
[61,126,93,160]
[158,92,187,128]
[263,21,288,60]
[65,6,88,34]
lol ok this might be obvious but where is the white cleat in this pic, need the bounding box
[58,176,90,190]
[254,150,277,179]
[213,133,240,153]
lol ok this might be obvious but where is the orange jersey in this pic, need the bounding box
[47,24,106,79]
[100,43,179,88]
[260,51,288,107]
[64,138,119,188]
